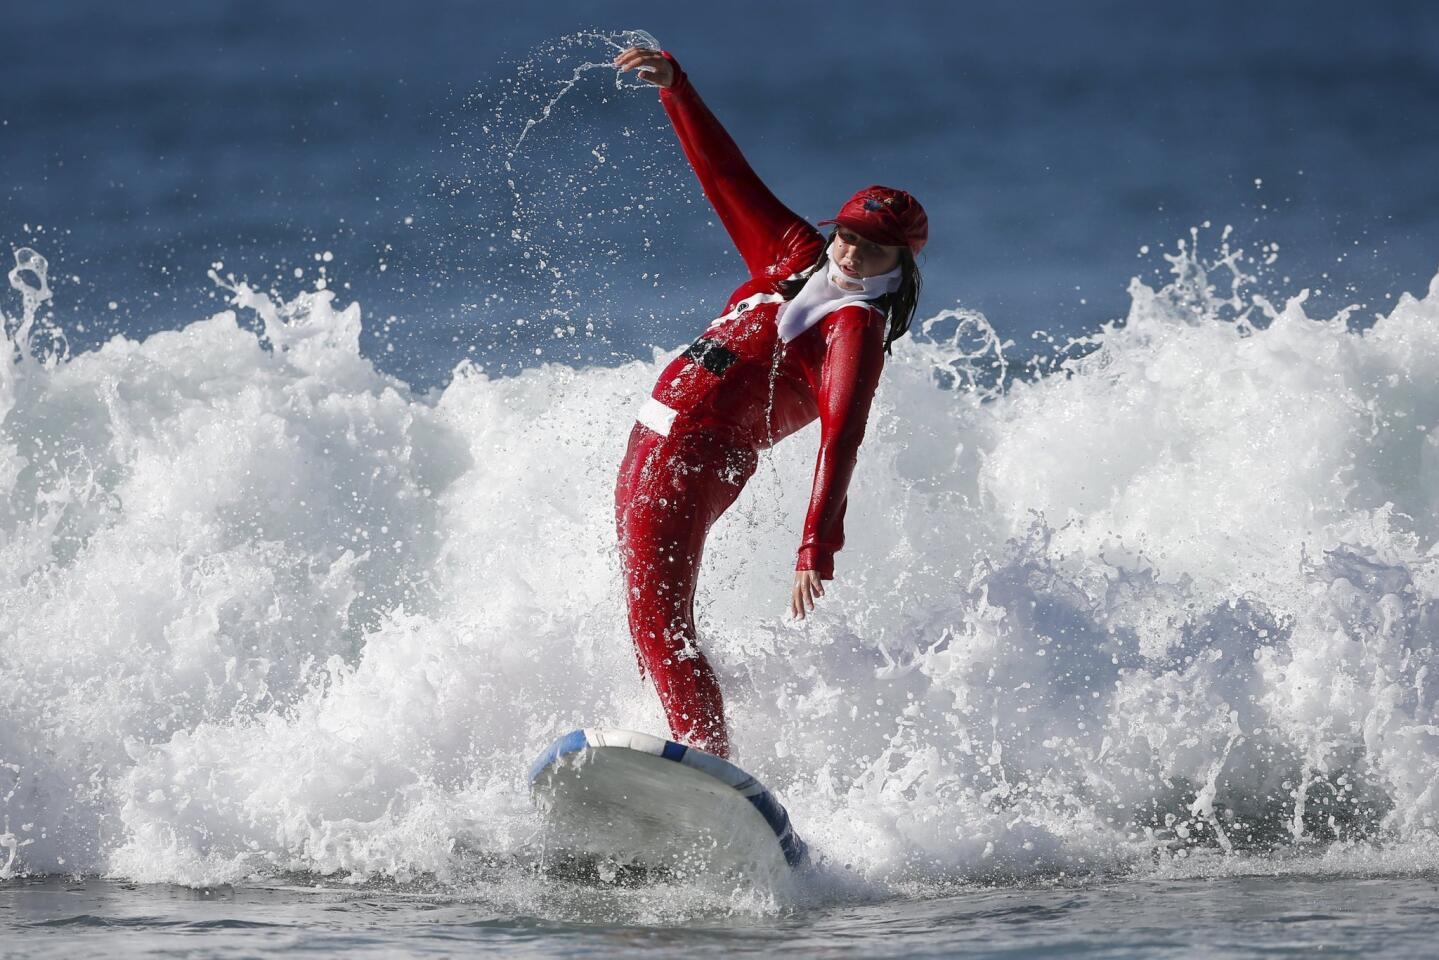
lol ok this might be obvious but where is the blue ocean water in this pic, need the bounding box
[5,1,1437,386]
[6,3,1439,958]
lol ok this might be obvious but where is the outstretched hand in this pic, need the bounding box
[614,47,674,88]
[791,570,826,620]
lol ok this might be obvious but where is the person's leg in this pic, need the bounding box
[615,429,755,758]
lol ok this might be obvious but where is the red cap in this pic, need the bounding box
[819,185,928,255]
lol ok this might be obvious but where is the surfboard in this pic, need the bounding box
[528,728,808,882]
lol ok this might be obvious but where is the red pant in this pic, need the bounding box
[615,423,757,759]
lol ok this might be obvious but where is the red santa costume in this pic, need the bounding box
[615,53,928,759]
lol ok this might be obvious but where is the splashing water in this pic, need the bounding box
[918,308,1011,399]
[419,28,693,370]
[2,247,65,370]
[508,30,661,157]
[3,231,1439,912]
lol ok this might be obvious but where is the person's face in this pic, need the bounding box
[832,227,903,280]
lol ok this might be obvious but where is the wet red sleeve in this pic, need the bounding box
[796,306,887,579]
[658,53,821,280]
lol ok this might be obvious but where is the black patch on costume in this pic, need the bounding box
[683,337,739,376]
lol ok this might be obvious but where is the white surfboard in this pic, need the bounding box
[528,728,809,882]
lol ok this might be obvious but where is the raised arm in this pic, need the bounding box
[616,48,819,280]
[793,306,887,610]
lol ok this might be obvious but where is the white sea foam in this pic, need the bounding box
[2,240,1439,904]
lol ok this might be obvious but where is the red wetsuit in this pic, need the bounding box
[615,55,888,758]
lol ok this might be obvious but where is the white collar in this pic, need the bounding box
[774,249,900,342]
[826,254,902,298]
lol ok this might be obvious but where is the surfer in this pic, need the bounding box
[612,47,927,760]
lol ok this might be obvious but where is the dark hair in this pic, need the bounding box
[780,231,923,354]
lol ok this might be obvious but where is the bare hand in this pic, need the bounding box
[614,47,674,88]
[790,570,826,620]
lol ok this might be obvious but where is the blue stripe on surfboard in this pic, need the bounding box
[528,728,809,869]
[744,789,808,868]
[526,728,588,784]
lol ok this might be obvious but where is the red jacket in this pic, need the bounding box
[645,55,888,580]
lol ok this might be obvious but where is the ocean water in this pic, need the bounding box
[5,229,1439,954]
[7,873,1439,958]
[7,1,1439,385]
[5,2,1439,956]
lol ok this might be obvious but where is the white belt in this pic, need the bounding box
[637,396,679,436]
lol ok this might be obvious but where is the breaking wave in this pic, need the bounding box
[4,235,1439,912]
